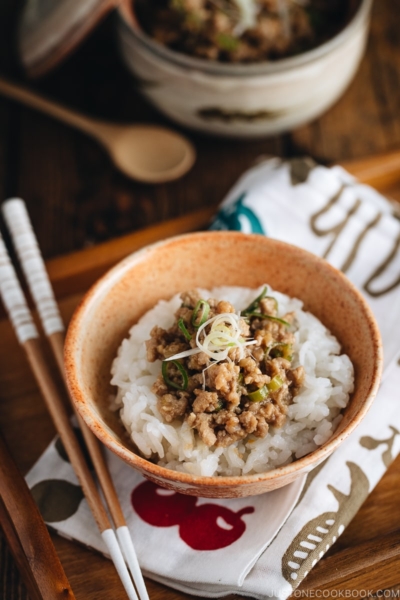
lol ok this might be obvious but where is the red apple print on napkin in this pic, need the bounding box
[131,481,254,551]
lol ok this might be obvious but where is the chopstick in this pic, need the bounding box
[0,228,136,600]
[0,430,76,600]
[0,199,149,600]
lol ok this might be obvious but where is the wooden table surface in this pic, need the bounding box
[0,0,400,598]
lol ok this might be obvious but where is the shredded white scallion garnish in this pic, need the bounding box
[232,0,259,33]
[163,347,202,361]
[164,312,256,363]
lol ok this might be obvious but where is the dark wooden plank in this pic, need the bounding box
[7,13,283,260]
[0,2,398,262]
[3,0,400,260]
[327,455,400,555]
[292,3,400,161]
[0,534,29,600]
[298,528,400,591]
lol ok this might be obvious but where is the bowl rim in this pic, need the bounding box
[116,0,373,77]
[65,231,383,489]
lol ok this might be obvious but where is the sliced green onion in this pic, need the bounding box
[267,375,284,392]
[171,0,185,13]
[162,360,189,391]
[184,12,203,30]
[248,384,269,403]
[242,286,268,315]
[214,399,224,412]
[216,33,239,51]
[192,299,210,328]
[244,312,290,327]
[178,318,191,341]
[269,343,293,361]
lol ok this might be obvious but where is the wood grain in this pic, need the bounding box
[2,1,399,262]
[0,432,75,600]
[40,149,400,302]
[45,207,217,300]
[298,528,400,591]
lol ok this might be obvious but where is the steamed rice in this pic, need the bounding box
[110,286,354,477]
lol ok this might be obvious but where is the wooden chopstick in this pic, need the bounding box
[0,430,76,600]
[0,213,144,600]
[2,199,149,600]
[2,198,149,600]
[49,332,147,598]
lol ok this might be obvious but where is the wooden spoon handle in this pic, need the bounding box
[0,77,98,136]
[0,431,76,600]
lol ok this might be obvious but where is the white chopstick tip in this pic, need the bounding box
[117,526,149,600]
[102,529,139,600]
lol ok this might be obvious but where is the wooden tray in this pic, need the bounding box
[1,153,400,599]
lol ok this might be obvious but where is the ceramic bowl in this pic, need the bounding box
[64,232,382,498]
[115,0,373,138]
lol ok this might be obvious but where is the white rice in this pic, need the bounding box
[110,286,354,477]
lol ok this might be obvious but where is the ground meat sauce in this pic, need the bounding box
[136,0,353,63]
[146,288,305,448]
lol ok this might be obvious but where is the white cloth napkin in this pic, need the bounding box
[26,158,400,599]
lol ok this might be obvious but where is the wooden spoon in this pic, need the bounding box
[0,77,196,183]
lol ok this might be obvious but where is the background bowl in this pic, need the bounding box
[65,232,382,498]
[116,0,373,138]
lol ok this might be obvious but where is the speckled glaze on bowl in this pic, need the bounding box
[115,0,373,138]
[64,232,382,498]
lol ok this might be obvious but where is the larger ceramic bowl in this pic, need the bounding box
[115,0,373,138]
[65,232,382,498]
